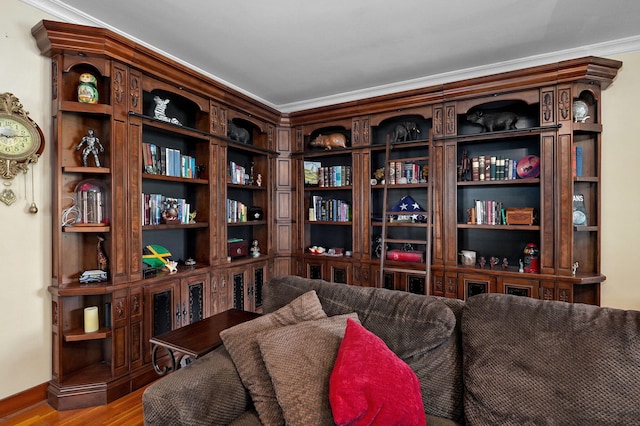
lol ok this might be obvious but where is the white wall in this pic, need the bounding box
[0,0,639,402]
[601,52,640,310]
[0,0,54,399]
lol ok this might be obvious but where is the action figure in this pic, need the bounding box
[76,129,104,167]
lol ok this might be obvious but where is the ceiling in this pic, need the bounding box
[25,0,640,113]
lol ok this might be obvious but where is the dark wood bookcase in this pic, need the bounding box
[33,18,621,411]
[32,20,280,410]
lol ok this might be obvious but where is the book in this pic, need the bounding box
[304,161,321,185]
[471,157,479,181]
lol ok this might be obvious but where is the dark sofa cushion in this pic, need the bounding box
[142,346,250,426]
[264,275,464,423]
[220,290,327,425]
[462,293,640,425]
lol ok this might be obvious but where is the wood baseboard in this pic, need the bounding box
[0,382,48,418]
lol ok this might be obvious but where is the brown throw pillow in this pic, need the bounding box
[220,290,327,425]
[256,313,359,426]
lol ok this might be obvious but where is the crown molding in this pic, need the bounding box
[22,0,640,114]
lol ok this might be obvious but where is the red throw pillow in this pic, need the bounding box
[329,318,426,426]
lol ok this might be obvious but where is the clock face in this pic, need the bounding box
[0,115,38,159]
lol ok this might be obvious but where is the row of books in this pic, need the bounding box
[143,142,199,178]
[229,161,252,185]
[227,199,248,223]
[387,161,427,184]
[309,196,351,222]
[142,193,191,225]
[304,161,352,187]
[467,200,506,225]
[470,156,517,181]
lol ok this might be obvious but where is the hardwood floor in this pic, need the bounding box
[0,384,149,425]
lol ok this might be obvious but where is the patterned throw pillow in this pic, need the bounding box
[256,313,359,426]
[220,290,327,425]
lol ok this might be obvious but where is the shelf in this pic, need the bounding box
[228,183,267,190]
[371,183,429,189]
[574,176,599,183]
[59,362,112,386]
[457,224,540,231]
[142,222,208,230]
[142,172,208,185]
[64,327,112,342]
[372,221,429,228]
[435,124,562,142]
[457,178,539,186]
[62,225,111,233]
[60,101,113,115]
[304,185,353,191]
[573,122,603,133]
[62,166,111,174]
[305,221,353,225]
[574,225,598,232]
[228,220,267,226]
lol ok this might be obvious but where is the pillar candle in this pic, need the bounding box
[84,306,99,333]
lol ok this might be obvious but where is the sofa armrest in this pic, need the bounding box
[143,345,251,425]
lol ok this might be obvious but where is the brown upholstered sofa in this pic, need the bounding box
[142,275,640,425]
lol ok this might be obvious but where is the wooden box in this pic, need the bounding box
[228,240,249,258]
[506,208,534,225]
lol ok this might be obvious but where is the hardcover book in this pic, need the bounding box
[304,161,321,185]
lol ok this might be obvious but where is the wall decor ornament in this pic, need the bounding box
[0,93,45,208]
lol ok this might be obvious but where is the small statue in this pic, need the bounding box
[502,258,509,270]
[572,261,579,277]
[489,256,499,269]
[250,239,261,258]
[152,96,182,125]
[77,73,98,104]
[164,260,178,273]
[479,256,486,269]
[188,211,197,224]
[96,234,108,272]
[76,129,104,167]
[519,258,524,273]
[460,149,470,181]
[161,198,179,223]
[256,173,263,187]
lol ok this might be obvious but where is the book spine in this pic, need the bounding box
[490,156,496,180]
[479,156,486,181]
[471,157,479,181]
[575,146,583,177]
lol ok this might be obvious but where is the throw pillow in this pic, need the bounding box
[256,313,359,426]
[329,318,426,426]
[220,290,327,426]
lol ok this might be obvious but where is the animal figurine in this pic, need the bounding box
[309,133,347,150]
[152,96,182,125]
[391,122,421,142]
[466,110,518,132]
[97,234,108,272]
[77,73,99,104]
[373,167,385,183]
[227,121,250,143]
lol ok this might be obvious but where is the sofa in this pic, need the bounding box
[142,275,640,425]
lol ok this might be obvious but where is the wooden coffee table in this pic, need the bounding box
[150,308,261,375]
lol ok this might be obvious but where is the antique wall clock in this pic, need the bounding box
[0,92,45,210]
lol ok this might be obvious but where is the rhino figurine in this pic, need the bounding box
[309,133,348,150]
[466,110,519,132]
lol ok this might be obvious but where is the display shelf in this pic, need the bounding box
[63,327,112,342]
